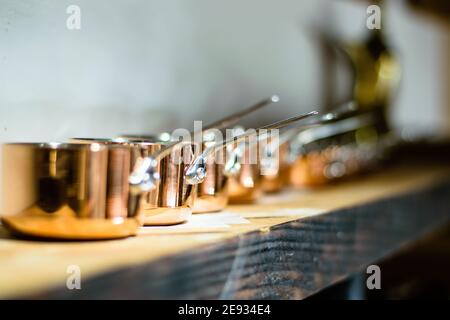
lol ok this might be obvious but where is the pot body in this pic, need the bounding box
[143,142,197,225]
[72,138,197,226]
[228,143,262,204]
[288,112,386,187]
[260,141,290,193]
[192,142,228,213]
[0,143,143,239]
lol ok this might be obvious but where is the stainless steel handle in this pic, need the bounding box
[157,95,280,141]
[184,111,318,185]
[128,140,195,193]
[128,95,281,192]
[129,110,319,192]
[202,95,279,131]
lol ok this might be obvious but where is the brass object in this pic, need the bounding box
[0,143,145,240]
[344,30,400,116]
[286,27,401,187]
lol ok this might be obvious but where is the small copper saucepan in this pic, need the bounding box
[226,126,263,203]
[259,137,291,193]
[257,102,371,190]
[258,113,327,193]
[287,104,391,186]
[0,143,146,240]
[71,138,198,226]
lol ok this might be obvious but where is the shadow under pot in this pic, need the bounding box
[0,143,145,240]
[72,138,199,226]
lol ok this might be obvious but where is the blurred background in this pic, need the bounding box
[0,0,449,142]
[0,0,449,300]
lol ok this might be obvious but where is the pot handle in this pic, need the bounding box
[128,95,279,193]
[184,111,318,185]
[202,95,279,132]
[128,140,195,193]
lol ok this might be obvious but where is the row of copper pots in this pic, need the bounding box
[0,96,323,240]
[1,98,389,240]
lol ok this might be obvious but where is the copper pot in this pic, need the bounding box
[71,138,198,226]
[287,106,389,186]
[228,159,263,204]
[260,141,290,193]
[0,143,145,240]
[191,137,229,213]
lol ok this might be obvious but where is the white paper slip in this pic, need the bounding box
[139,212,250,234]
[197,212,250,225]
[231,208,326,219]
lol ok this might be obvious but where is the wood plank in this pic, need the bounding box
[0,164,449,299]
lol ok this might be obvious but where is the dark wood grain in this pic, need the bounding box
[22,178,450,299]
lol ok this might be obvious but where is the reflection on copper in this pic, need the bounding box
[0,143,144,240]
[228,143,262,204]
[192,143,228,213]
[71,138,197,226]
[260,141,290,193]
[143,142,197,225]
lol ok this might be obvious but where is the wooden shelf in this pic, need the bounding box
[1,163,450,299]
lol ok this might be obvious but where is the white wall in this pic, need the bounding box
[0,0,448,142]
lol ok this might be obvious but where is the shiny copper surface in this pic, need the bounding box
[228,166,262,203]
[143,141,197,225]
[192,142,228,213]
[290,151,328,186]
[288,121,384,187]
[260,142,291,193]
[0,143,143,239]
[189,112,319,205]
[228,142,262,204]
[124,96,281,214]
[72,138,197,226]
